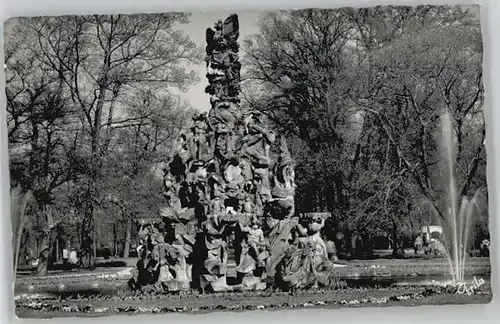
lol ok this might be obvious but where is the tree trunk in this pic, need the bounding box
[93,235,97,260]
[13,190,33,274]
[123,216,132,258]
[345,230,354,258]
[80,214,95,269]
[113,223,118,257]
[80,48,112,267]
[36,247,49,276]
[392,220,405,258]
[36,228,57,276]
[14,211,28,272]
[362,233,373,258]
[36,208,58,276]
[55,238,59,263]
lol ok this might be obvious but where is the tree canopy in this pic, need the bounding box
[6,13,202,272]
[242,6,486,254]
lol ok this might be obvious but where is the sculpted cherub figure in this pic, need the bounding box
[237,217,270,271]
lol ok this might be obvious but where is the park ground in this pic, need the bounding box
[14,249,492,284]
[13,251,492,318]
[15,282,492,318]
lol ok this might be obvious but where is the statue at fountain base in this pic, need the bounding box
[199,274,230,293]
[239,272,267,291]
[276,214,333,290]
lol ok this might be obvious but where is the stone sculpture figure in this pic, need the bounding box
[238,111,275,166]
[232,112,275,216]
[270,135,296,219]
[177,133,191,162]
[239,155,254,192]
[237,217,269,267]
[132,14,336,294]
[190,112,212,163]
[129,246,149,290]
[274,136,295,191]
[214,130,233,163]
[207,173,224,200]
[205,28,216,58]
[241,195,254,214]
[145,247,162,289]
[211,102,237,132]
[210,195,224,215]
[231,215,268,291]
[154,203,197,292]
[280,214,334,289]
[222,14,239,42]
[206,14,241,106]
[163,169,181,206]
[264,218,293,281]
[160,238,192,292]
[224,160,244,186]
[200,213,229,292]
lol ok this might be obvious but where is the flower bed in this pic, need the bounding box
[15,283,492,318]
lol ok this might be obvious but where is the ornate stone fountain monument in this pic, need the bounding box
[132,14,334,293]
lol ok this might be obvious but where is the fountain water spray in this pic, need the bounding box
[427,112,481,284]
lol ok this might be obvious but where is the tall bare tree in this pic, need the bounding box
[7,13,202,270]
[243,6,486,257]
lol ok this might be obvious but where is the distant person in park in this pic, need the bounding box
[420,232,428,247]
[423,239,435,256]
[68,250,78,265]
[424,237,445,257]
[62,248,69,266]
[480,239,490,257]
[100,245,111,259]
[414,234,423,254]
[25,250,35,266]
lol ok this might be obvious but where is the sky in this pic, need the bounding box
[4,6,480,112]
[3,11,262,113]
